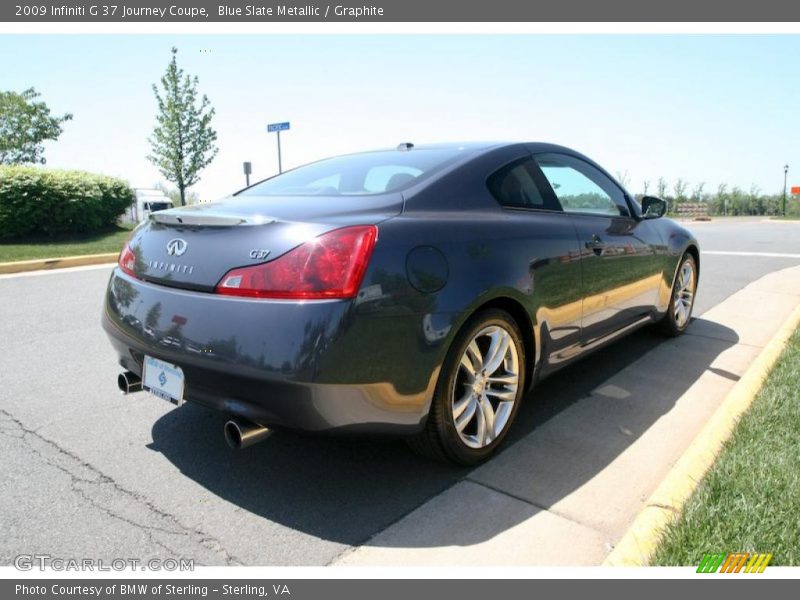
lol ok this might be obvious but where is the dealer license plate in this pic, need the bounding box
[142,355,185,406]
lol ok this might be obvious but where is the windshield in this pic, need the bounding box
[238,148,468,196]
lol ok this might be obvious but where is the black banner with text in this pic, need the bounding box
[3,0,800,22]
[4,579,794,600]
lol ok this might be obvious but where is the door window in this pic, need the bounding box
[535,154,629,217]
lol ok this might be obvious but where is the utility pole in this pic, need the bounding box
[267,121,290,174]
[783,164,789,217]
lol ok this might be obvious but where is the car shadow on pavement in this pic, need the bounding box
[150,318,738,552]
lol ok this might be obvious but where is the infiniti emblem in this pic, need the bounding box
[166,238,188,257]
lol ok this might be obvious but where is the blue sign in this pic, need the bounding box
[267,122,290,132]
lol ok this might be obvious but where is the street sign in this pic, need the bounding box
[267,121,290,173]
[791,186,800,195]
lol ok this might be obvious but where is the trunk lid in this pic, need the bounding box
[127,193,402,291]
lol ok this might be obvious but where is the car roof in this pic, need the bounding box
[369,141,586,157]
[362,142,505,154]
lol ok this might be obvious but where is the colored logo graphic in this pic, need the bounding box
[697,552,772,573]
[159,371,168,387]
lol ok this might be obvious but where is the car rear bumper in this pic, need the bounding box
[102,269,442,433]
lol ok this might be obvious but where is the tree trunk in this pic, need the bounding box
[179,184,186,206]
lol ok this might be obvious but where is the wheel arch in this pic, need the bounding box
[685,243,700,280]
[457,295,537,392]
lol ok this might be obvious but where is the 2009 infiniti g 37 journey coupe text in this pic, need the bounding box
[104,142,699,465]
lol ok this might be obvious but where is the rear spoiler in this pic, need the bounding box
[150,210,276,227]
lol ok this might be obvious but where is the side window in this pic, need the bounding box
[535,153,629,217]
[487,158,555,210]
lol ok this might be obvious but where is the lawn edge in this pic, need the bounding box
[602,300,800,567]
[0,252,119,274]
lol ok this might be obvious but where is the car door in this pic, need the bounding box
[532,152,664,346]
[485,156,584,370]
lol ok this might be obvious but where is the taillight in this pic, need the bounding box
[216,225,377,299]
[118,242,137,278]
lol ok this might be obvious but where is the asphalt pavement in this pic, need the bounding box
[1,217,798,567]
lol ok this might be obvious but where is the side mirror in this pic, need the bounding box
[641,196,667,219]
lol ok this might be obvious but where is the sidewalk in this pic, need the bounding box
[336,265,800,566]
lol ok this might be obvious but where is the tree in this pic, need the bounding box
[749,183,763,215]
[713,183,728,215]
[691,182,706,202]
[673,178,688,202]
[656,177,668,199]
[0,88,72,165]
[147,47,217,206]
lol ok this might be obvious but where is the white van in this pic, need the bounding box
[122,189,173,223]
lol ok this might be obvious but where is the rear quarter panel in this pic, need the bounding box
[351,210,584,406]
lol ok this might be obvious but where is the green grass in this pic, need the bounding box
[0,224,133,262]
[652,329,800,566]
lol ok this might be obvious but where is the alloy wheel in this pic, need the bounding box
[451,325,520,449]
[673,259,696,328]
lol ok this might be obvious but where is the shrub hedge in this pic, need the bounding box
[0,166,135,238]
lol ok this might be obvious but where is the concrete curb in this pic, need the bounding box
[760,218,800,224]
[603,301,800,566]
[0,253,118,275]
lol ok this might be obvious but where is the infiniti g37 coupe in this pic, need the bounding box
[103,142,699,465]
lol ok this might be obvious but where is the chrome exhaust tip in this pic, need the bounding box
[224,418,272,449]
[118,371,142,394]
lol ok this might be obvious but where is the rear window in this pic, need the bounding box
[238,148,467,196]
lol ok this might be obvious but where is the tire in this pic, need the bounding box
[408,309,526,466]
[658,252,697,337]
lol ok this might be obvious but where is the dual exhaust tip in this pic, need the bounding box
[116,371,271,450]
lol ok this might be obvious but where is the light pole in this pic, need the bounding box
[783,164,789,217]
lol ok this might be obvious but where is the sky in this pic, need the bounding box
[1,34,799,201]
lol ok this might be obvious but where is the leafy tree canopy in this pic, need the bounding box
[0,88,72,165]
[148,47,218,206]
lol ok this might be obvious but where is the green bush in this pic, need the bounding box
[0,166,134,238]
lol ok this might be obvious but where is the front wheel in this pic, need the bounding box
[408,309,526,465]
[659,252,697,337]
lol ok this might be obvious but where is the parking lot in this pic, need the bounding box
[2,217,799,567]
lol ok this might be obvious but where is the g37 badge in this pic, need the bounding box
[249,249,271,260]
